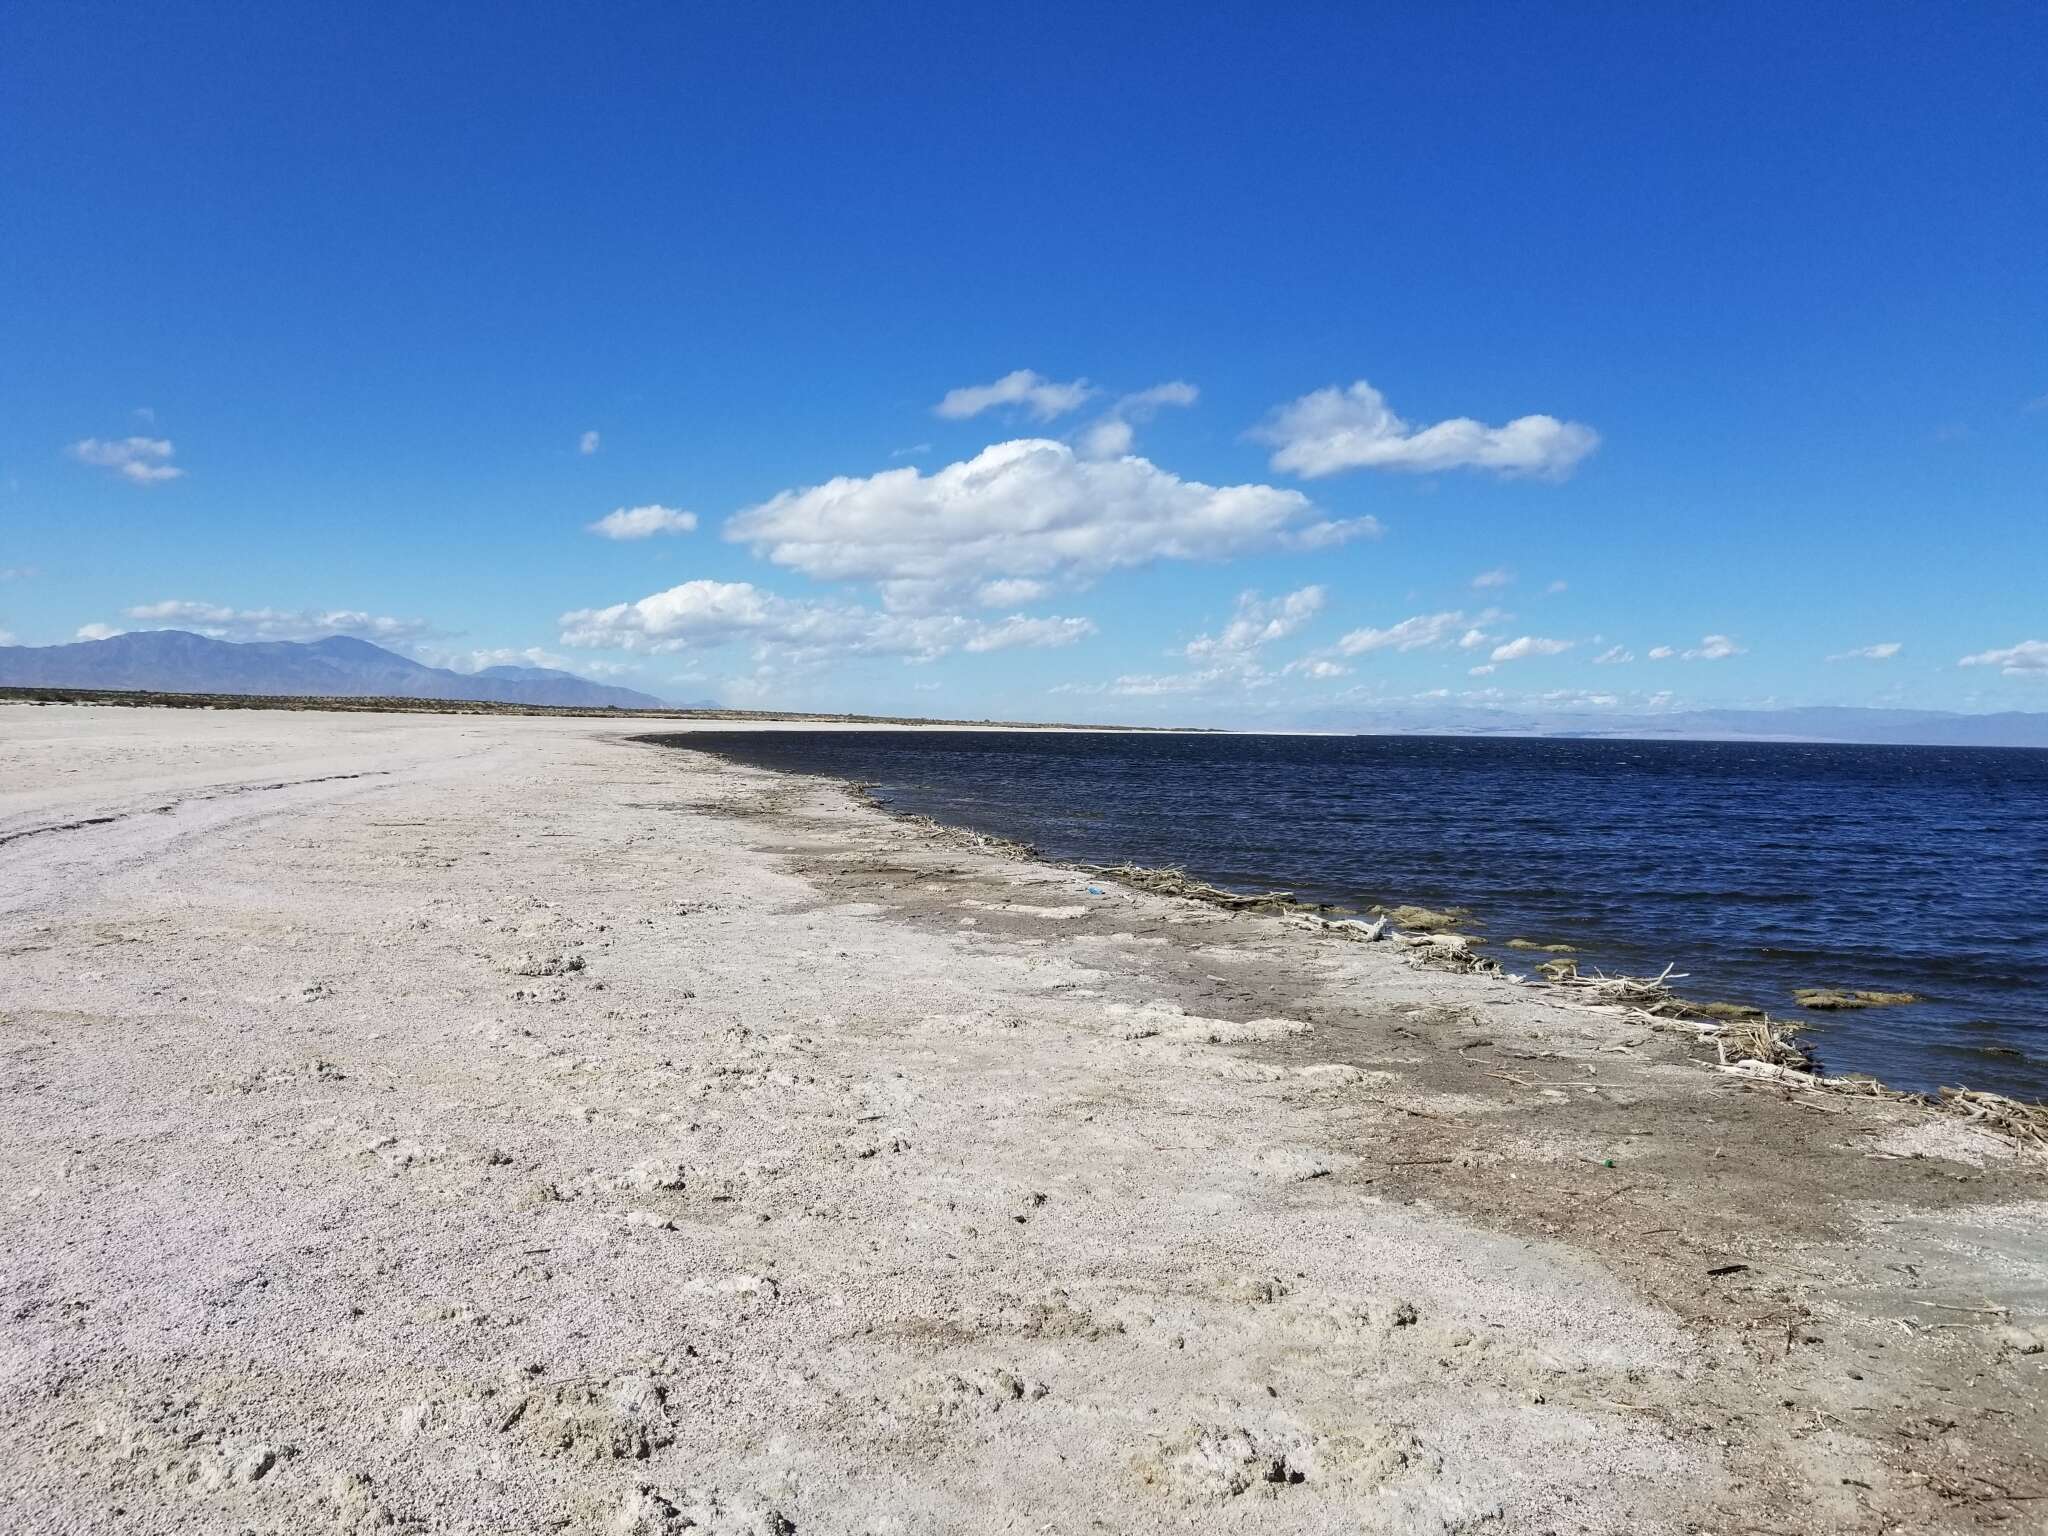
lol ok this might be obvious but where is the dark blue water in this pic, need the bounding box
[660,731,2048,1099]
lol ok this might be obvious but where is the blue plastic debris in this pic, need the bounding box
[1086,885,1104,896]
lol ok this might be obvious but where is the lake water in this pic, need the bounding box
[658,730,2048,1099]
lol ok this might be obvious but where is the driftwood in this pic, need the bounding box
[1089,863,1309,915]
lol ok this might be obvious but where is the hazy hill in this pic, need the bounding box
[0,631,669,710]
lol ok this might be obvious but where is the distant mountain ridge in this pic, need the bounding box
[1308,702,2048,748]
[0,631,670,710]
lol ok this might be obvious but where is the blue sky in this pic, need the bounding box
[3,2,2043,722]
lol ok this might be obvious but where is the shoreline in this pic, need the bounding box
[3,705,2044,1533]
[659,731,2046,1110]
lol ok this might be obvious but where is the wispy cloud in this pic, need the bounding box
[1684,634,1745,661]
[1252,379,1599,480]
[122,600,435,643]
[1470,567,1514,590]
[1826,642,1902,662]
[559,579,1094,665]
[1184,586,1325,664]
[1649,635,1746,662]
[1959,639,2048,676]
[974,578,1049,608]
[934,369,1095,422]
[1334,608,1503,656]
[1488,635,1573,664]
[1592,645,1634,664]
[579,430,601,456]
[69,436,184,484]
[587,504,699,540]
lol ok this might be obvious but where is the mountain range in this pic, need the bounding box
[0,630,671,710]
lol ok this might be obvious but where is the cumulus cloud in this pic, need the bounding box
[934,369,1095,422]
[725,438,1316,606]
[1471,567,1514,590]
[587,504,699,540]
[0,626,14,645]
[1077,417,1135,459]
[1592,645,1634,664]
[557,579,1094,665]
[1826,642,1902,662]
[579,430,601,455]
[1334,608,1503,656]
[122,601,435,643]
[75,623,125,641]
[1252,380,1600,480]
[1078,380,1200,460]
[1184,586,1325,663]
[69,436,184,484]
[1647,645,1676,660]
[1960,639,2048,676]
[1489,635,1574,664]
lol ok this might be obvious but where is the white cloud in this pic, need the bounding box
[579,430,601,456]
[69,436,184,484]
[1279,515,1384,551]
[1545,579,1569,595]
[1050,665,1265,699]
[891,443,933,459]
[1647,645,1676,660]
[587,504,698,540]
[122,601,434,644]
[558,579,1094,665]
[1252,380,1600,480]
[1684,634,1745,661]
[1959,639,2048,676]
[1592,645,1634,664]
[1283,657,1350,680]
[1457,628,1492,650]
[963,614,1095,653]
[0,566,37,581]
[1077,417,1134,459]
[1334,609,1502,656]
[1185,586,1325,662]
[934,369,1095,422]
[1489,635,1574,664]
[1078,380,1200,460]
[1826,642,1902,662]
[975,577,1049,608]
[443,645,633,678]
[725,438,1316,605]
[0,627,14,646]
[75,622,125,641]
[1471,567,1514,589]
[1468,663,1496,676]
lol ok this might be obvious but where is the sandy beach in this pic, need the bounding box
[1,704,2043,1535]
